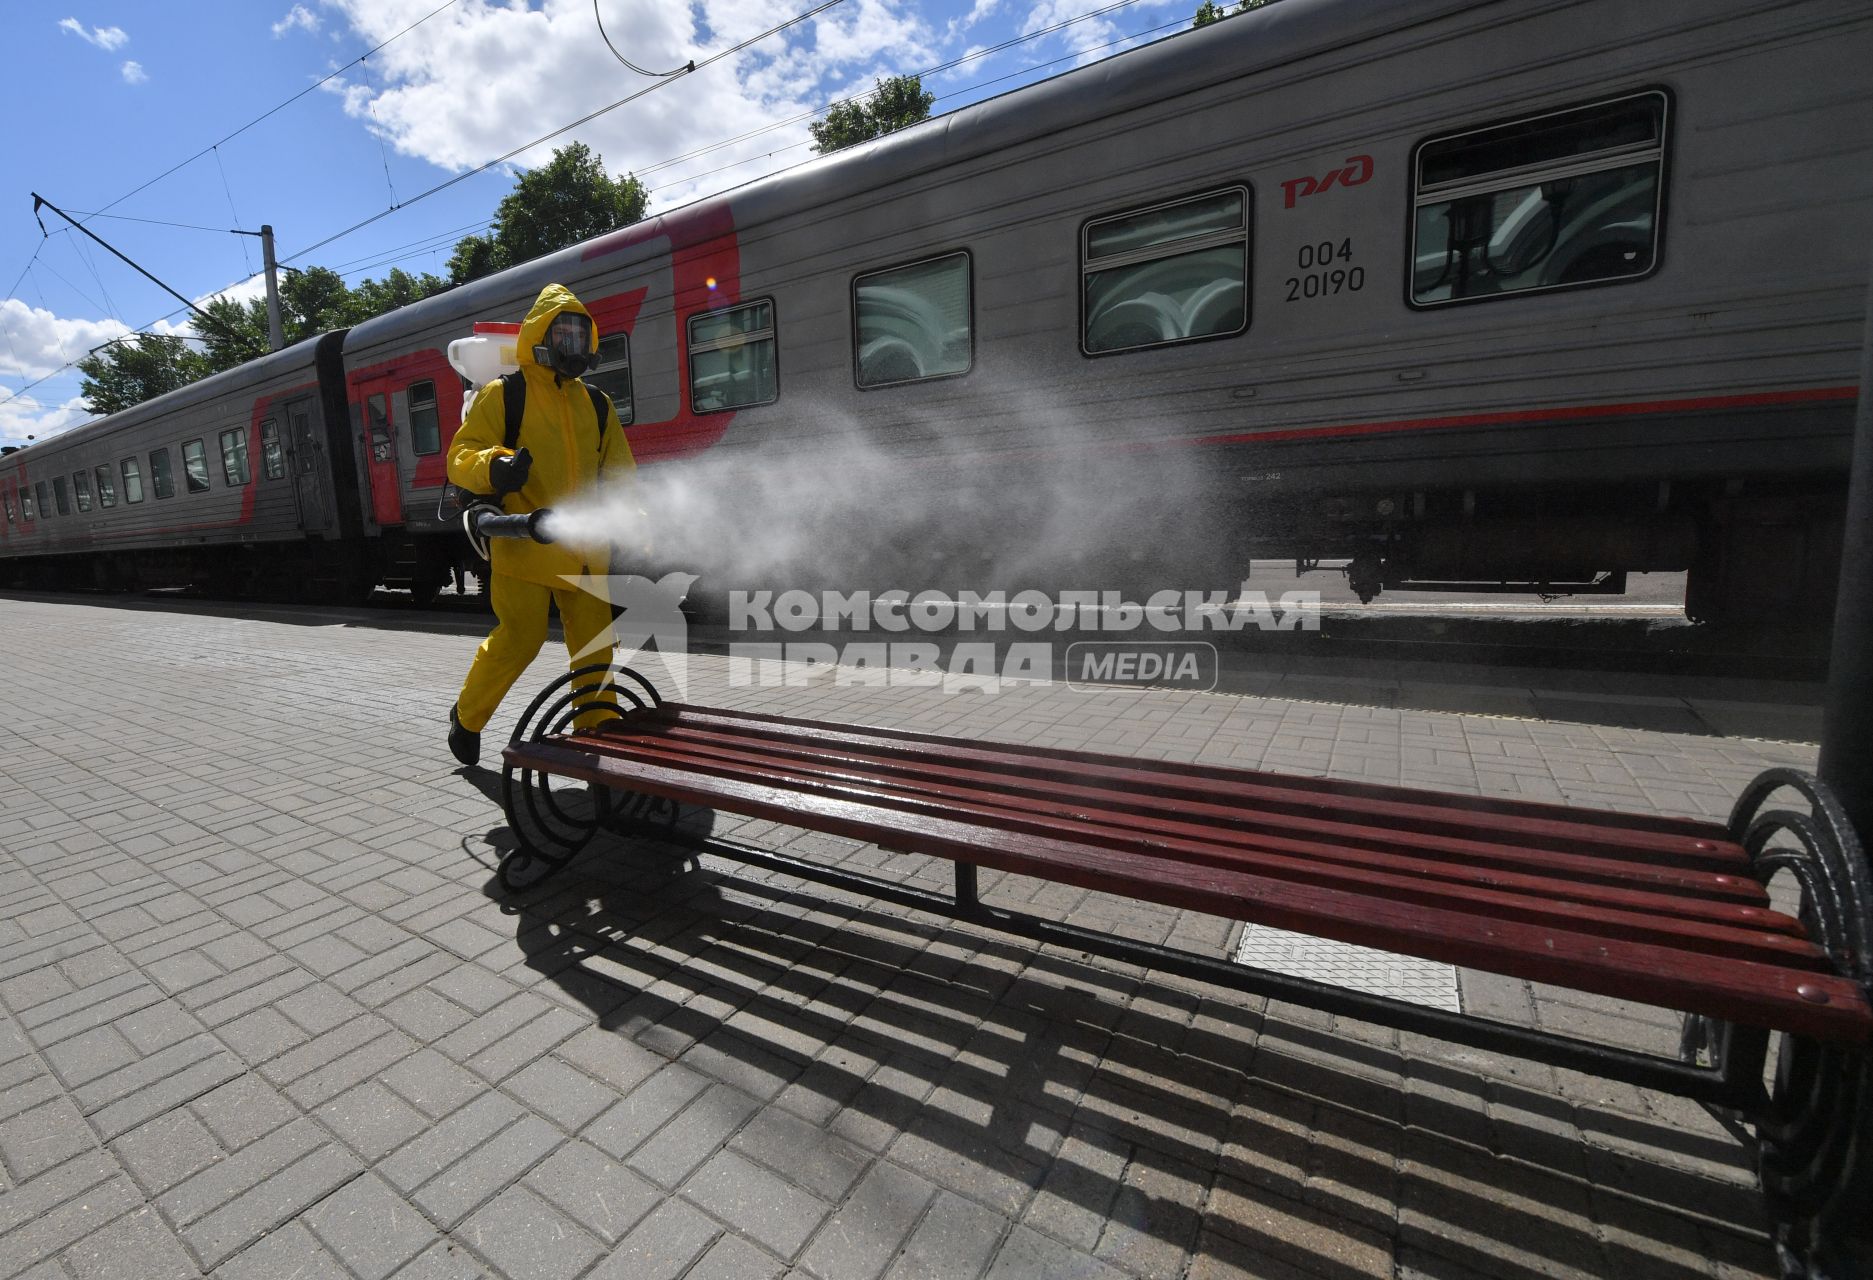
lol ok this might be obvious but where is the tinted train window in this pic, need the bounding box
[53,476,70,516]
[3,494,11,522]
[407,383,441,456]
[121,458,144,503]
[259,420,285,480]
[72,471,92,513]
[219,428,251,486]
[149,448,174,500]
[1082,187,1250,355]
[855,252,972,388]
[95,464,116,508]
[587,336,633,423]
[1411,90,1667,306]
[182,440,211,494]
[688,300,777,413]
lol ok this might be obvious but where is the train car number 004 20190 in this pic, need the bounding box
[1285,238,1363,302]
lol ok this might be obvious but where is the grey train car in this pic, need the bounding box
[4,0,1868,622]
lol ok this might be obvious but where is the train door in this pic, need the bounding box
[282,396,332,536]
[357,378,403,527]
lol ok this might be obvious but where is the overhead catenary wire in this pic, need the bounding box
[282,0,845,264]
[642,5,1187,191]
[595,0,693,78]
[212,146,257,277]
[4,0,1186,416]
[84,0,467,222]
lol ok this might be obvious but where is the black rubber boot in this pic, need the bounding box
[448,705,481,767]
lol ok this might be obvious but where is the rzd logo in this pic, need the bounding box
[1281,155,1374,209]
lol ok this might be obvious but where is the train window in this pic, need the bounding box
[95,464,116,508]
[407,383,441,456]
[150,448,174,500]
[1082,187,1250,355]
[22,487,35,520]
[687,299,777,413]
[854,252,973,389]
[182,439,211,494]
[259,420,285,480]
[35,482,50,518]
[53,476,70,516]
[121,458,144,504]
[1411,90,1667,307]
[3,494,11,522]
[219,428,251,486]
[587,336,633,423]
[73,471,92,513]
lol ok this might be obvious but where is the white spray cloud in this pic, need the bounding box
[542,379,1228,595]
[120,60,147,84]
[58,18,129,50]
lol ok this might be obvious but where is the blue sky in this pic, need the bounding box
[1,0,1204,446]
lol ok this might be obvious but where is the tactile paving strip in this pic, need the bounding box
[1232,922,1463,1012]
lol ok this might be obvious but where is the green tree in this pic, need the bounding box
[76,334,209,416]
[80,262,451,412]
[809,75,935,154]
[346,267,450,325]
[448,142,648,285]
[1193,0,1268,26]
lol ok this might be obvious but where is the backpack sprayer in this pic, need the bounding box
[445,322,559,559]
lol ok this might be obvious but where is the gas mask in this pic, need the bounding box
[535,312,596,380]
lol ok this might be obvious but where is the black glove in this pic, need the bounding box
[489,447,532,497]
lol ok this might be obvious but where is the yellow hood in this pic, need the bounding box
[517,282,597,374]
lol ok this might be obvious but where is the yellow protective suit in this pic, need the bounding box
[449,283,636,734]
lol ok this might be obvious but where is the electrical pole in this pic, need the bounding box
[259,225,285,352]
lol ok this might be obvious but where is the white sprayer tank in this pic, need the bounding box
[446,322,523,420]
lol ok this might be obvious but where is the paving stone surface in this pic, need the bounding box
[0,593,1824,1278]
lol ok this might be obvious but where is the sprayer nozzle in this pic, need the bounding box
[468,506,557,546]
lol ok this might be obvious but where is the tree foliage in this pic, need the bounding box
[809,75,935,154]
[446,142,648,285]
[1193,0,1268,26]
[76,334,210,417]
[79,143,648,413]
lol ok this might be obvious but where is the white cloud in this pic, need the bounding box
[272,4,320,37]
[0,392,93,449]
[0,299,131,382]
[316,0,940,212]
[120,60,147,84]
[58,18,129,50]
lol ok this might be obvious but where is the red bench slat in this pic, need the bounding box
[568,729,1823,968]
[646,719,1774,912]
[507,735,1872,1046]
[666,707,1743,866]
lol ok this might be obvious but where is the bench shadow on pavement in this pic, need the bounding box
[475,816,1780,1280]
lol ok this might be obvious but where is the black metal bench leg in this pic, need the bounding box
[955,863,980,917]
[1727,770,1873,1279]
[497,662,661,892]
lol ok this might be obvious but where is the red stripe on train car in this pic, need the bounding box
[1176,385,1861,451]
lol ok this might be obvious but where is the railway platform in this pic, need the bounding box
[0,592,1828,1279]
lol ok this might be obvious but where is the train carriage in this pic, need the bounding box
[3,0,1868,622]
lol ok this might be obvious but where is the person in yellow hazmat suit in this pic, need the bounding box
[447,283,634,767]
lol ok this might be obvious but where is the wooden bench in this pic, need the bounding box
[497,664,1873,1276]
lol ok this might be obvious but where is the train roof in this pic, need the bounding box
[15,330,326,462]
